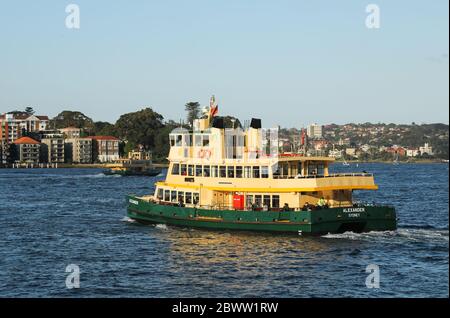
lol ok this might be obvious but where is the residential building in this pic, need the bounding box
[0,113,49,143]
[307,123,323,139]
[345,148,357,157]
[65,138,93,163]
[89,136,120,162]
[419,143,433,156]
[0,140,6,165]
[406,148,420,157]
[41,138,65,163]
[60,127,81,139]
[13,136,41,163]
[328,149,343,158]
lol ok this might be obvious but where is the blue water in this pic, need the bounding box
[0,163,448,297]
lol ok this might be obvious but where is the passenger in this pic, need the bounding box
[251,202,258,211]
[317,197,327,209]
[282,203,290,211]
[302,202,312,211]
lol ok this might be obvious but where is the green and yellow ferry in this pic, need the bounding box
[126,97,396,235]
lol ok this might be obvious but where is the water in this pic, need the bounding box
[0,163,448,297]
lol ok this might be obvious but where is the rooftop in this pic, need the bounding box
[13,136,40,145]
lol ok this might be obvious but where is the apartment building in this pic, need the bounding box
[41,138,65,163]
[60,127,81,139]
[0,113,49,143]
[89,136,120,162]
[65,138,93,163]
[13,136,41,163]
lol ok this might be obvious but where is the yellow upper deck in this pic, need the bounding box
[163,101,377,193]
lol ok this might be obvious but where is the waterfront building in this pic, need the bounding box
[419,143,433,156]
[65,138,93,163]
[328,149,343,158]
[406,148,420,157]
[13,136,41,163]
[345,148,357,158]
[89,136,120,162]
[41,138,65,163]
[307,123,323,139]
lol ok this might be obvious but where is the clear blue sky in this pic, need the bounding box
[0,0,448,127]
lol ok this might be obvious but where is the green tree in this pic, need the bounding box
[24,107,35,115]
[50,111,95,130]
[114,108,165,151]
[185,102,200,126]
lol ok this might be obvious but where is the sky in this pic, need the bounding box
[0,0,448,127]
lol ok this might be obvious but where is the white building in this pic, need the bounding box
[307,123,323,139]
[419,143,433,156]
[0,113,49,143]
[406,148,420,157]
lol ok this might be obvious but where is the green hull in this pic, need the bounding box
[126,196,397,235]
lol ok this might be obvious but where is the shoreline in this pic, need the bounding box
[0,160,447,169]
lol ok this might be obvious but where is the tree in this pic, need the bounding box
[92,121,116,136]
[24,107,35,115]
[50,111,95,130]
[114,108,165,151]
[185,102,200,126]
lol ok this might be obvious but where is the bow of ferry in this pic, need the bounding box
[126,97,397,235]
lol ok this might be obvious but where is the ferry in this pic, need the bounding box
[126,97,397,235]
[104,150,161,176]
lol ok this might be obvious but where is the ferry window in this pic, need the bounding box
[272,195,280,208]
[172,164,180,175]
[170,135,175,147]
[171,191,177,202]
[195,165,203,177]
[220,166,226,178]
[263,195,271,209]
[185,193,192,204]
[178,191,184,203]
[164,190,170,202]
[195,135,202,147]
[272,164,280,177]
[236,166,243,178]
[246,195,253,208]
[188,165,194,176]
[157,189,163,200]
[227,166,235,178]
[211,166,218,178]
[193,193,199,205]
[253,166,260,178]
[317,164,324,176]
[181,164,187,176]
[282,164,288,176]
[255,195,262,207]
[244,166,252,178]
[203,135,210,147]
[176,135,182,146]
[261,166,269,178]
[203,165,210,177]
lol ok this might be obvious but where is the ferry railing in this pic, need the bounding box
[272,173,373,179]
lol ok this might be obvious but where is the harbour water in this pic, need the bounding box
[0,163,448,297]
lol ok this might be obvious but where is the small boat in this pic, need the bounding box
[103,150,161,176]
[126,97,396,235]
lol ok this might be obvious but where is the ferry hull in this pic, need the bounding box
[126,196,397,235]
